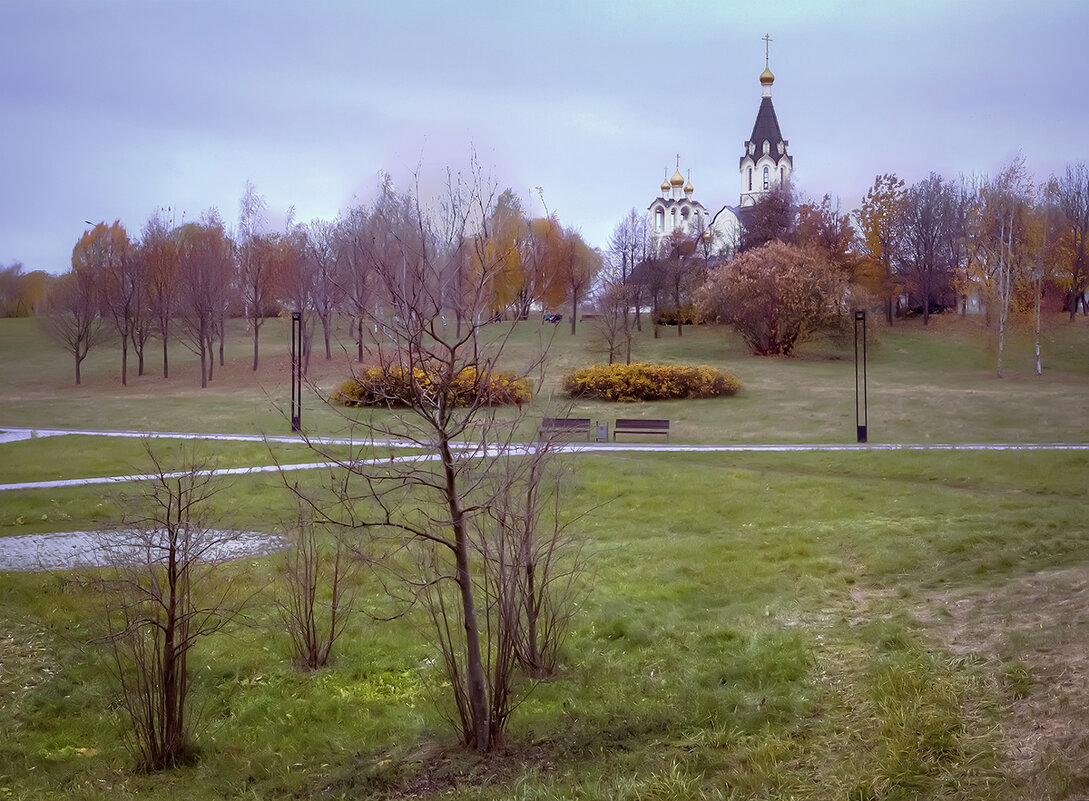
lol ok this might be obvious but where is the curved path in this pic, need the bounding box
[3,426,1089,494]
[3,426,1087,571]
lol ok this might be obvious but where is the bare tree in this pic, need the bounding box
[739,185,797,252]
[658,229,703,337]
[286,167,585,752]
[479,447,584,678]
[278,225,317,375]
[43,265,106,385]
[92,445,247,771]
[595,279,634,364]
[305,218,343,360]
[605,209,651,353]
[335,205,375,362]
[274,502,359,671]
[897,174,959,325]
[237,181,278,371]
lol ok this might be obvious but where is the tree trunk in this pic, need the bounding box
[524,560,540,672]
[121,334,129,386]
[199,318,208,389]
[252,315,261,371]
[1035,276,1043,376]
[162,322,170,379]
[207,334,215,382]
[439,437,490,751]
[161,528,180,768]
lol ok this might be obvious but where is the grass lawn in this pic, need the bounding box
[1,311,1088,799]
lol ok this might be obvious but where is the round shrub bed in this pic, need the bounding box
[332,365,532,408]
[563,363,741,402]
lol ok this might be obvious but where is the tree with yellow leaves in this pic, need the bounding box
[853,174,906,324]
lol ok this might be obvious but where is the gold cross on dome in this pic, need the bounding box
[675,154,680,170]
[763,33,772,67]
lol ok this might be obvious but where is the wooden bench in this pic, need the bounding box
[538,417,592,441]
[613,418,670,442]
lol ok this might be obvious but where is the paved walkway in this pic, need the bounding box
[3,426,1087,572]
[0,529,285,572]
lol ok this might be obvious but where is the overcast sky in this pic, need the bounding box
[2,0,1087,274]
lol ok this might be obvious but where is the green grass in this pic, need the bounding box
[1,312,1088,799]
[3,312,1088,443]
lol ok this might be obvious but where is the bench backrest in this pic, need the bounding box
[541,417,591,429]
[614,418,669,430]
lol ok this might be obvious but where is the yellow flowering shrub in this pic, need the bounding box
[562,363,740,402]
[332,365,532,408]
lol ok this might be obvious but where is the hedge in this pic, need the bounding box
[562,363,741,402]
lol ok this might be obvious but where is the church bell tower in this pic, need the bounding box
[739,35,793,207]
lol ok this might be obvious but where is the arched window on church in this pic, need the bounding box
[655,209,663,232]
[763,166,769,190]
[748,168,752,191]
[780,166,785,186]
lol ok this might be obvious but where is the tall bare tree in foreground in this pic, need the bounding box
[93,445,246,771]
[288,167,585,752]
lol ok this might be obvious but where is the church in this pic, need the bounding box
[649,45,793,257]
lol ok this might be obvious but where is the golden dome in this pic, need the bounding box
[760,66,775,85]
[685,179,694,194]
[660,175,671,192]
[670,169,685,187]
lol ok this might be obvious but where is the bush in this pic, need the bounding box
[694,241,855,356]
[654,304,699,326]
[332,365,533,408]
[563,363,741,402]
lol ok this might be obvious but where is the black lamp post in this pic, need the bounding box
[854,310,868,443]
[290,312,302,433]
